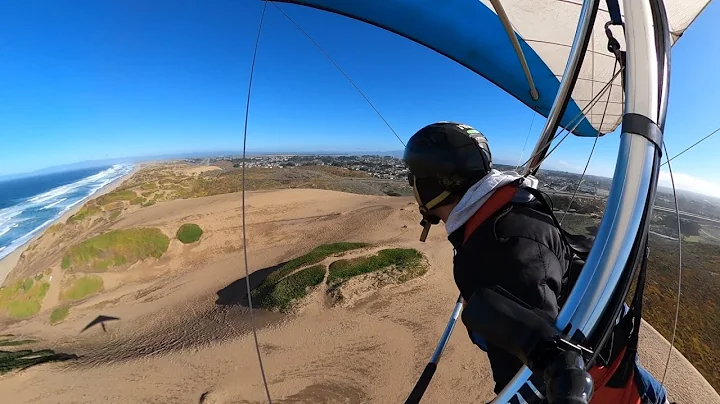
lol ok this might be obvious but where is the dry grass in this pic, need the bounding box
[61,228,169,272]
[0,277,51,319]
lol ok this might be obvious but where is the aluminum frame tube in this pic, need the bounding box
[492,0,669,401]
[488,0,539,101]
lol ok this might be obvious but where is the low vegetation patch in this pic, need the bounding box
[109,210,122,221]
[68,205,101,222]
[0,277,51,319]
[60,276,103,302]
[66,189,144,224]
[0,336,35,347]
[259,243,368,289]
[250,242,370,311]
[183,167,411,198]
[326,249,427,303]
[254,265,326,312]
[176,223,203,244]
[94,164,412,208]
[95,189,137,205]
[0,335,77,374]
[327,248,425,284]
[61,228,169,272]
[49,306,70,325]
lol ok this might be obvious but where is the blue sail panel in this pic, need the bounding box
[272,0,597,137]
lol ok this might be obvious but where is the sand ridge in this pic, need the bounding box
[0,185,717,404]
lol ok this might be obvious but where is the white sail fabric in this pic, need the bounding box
[480,0,711,134]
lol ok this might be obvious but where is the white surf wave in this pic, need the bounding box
[0,209,23,228]
[28,164,129,205]
[0,223,19,237]
[0,163,135,261]
[41,198,68,210]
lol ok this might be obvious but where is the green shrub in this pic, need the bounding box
[61,228,169,272]
[176,223,203,244]
[0,278,51,319]
[257,265,326,311]
[50,306,70,324]
[261,242,368,288]
[60,276,103,301]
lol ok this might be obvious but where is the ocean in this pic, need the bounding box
[0,164,135,261]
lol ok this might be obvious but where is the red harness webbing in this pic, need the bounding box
[462,183,519,245]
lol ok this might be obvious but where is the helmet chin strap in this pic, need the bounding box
[412,179,452,242]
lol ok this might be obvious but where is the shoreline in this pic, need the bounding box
[0,164,142,286]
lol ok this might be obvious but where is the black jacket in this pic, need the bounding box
[448,193,572,394]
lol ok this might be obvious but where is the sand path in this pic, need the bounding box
[41,266,62,313]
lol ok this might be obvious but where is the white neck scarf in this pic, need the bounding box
[444,169,539,235]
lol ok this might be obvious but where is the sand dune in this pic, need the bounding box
[0,187,717,404]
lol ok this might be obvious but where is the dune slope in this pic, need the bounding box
[0,186,716,404]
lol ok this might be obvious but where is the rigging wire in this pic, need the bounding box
[238,4,406,402]
[559,60,618,225]
[661,125,720,167]
[241,2,273,403]
[660,140,683,386]
[270,1,404,146]
[514,112,536,172]
[518,66,623,174]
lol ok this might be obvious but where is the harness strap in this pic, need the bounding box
[462,180,522,245]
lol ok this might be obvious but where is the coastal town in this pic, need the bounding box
[223,154,408,180]
[195,154,610,196]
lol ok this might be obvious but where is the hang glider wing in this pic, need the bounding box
[272,0,711,137]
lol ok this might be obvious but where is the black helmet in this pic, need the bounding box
[403,122,492,241]
[404,122,492,194]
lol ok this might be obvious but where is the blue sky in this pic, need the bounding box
[1,1,719,196]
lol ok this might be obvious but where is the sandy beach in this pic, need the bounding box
[0,164,716,404]
[0,164,141,286]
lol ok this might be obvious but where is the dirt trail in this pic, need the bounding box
[0,188,716,404]
[41,266,62,313]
